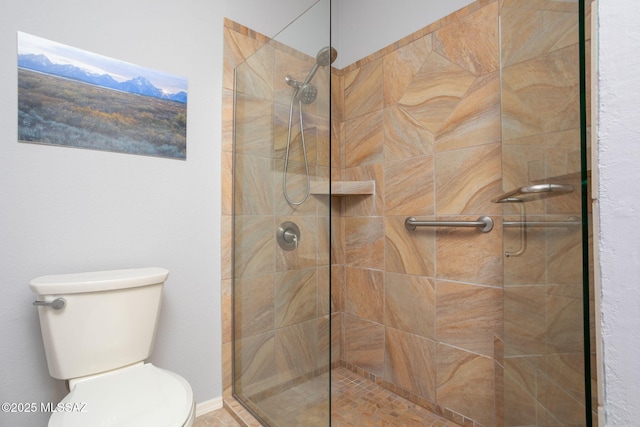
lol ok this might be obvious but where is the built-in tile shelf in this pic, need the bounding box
[310,180,375,196]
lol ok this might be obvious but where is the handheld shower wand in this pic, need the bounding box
[285,46,338,104]
[283,46,337,206]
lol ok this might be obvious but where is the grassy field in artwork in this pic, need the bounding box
[18,68,187,159]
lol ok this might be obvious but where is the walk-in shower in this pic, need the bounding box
[226,0,593,425]
[282,46,337,206]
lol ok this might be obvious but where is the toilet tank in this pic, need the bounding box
[30,267,169,380]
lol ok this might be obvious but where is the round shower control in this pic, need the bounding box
[277,221,300,251]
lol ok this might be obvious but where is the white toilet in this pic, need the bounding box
[30,267,195,427]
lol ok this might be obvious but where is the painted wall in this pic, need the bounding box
[0,1,224,426]
[596,0,640,425]
[331,0,474,67]
[222,0,319,46]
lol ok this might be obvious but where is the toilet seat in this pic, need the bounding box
[48,363,194,427]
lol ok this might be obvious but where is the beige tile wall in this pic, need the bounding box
[332,2,503,426]
[222,0,592,425]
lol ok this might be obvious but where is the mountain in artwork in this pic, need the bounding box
[18,53,187,103]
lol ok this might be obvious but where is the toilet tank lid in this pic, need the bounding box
[30,267,169,295]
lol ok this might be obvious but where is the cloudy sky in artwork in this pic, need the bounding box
[18,32,187,94]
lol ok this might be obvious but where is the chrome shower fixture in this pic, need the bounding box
[282,46,338,206]
[285,46,337,104]
[303,46,338,85]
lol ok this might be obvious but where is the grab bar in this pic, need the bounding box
[503,216,581,228]
[405,216,494,233]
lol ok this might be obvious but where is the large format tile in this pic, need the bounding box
[435,142,502,216]
[222,25,266,91]
[545,291,584,354]
[501,5,578,67]
[433,1,499,76]
[233,216,275,277]
[344,110,384,167]
[436,280,503,356]
[385,327,436,401]
[385,272,436,339]
[383,105,434,161]
[344,267,384,324]
[436,344,496,427]
[344,216,384,269]
[275,268,318,328]
[272,102,318,165]
[343,314,385,376]
[275,320,318,384]
[435,215,503,287]
[316,313,341,368]
[384,216,436,277]
[383,35,433,106]
[501,45,580,140]
[435,71,501,152]
[503,285,546,356]
[234,94,274,158]
[344,58,383,120]
[235,42,274,100]
[234,332,276,397]
[234,154,274,216]
[399,52,475,134]
[234,273,275,338]
[384,154,435,216]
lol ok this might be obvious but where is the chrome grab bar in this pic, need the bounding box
[503,216,581,228]
[404,216,494,233]
[33,298,66,310]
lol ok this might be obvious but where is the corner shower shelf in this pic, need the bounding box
[310,180,375,196]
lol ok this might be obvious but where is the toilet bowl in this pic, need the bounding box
[30,268,195,427]
[49,363,195,427]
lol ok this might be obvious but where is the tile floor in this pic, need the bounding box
[194,406,242,427]
[213,367,459,426]
[329,368,459,426]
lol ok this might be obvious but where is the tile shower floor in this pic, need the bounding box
[249,367,459,426]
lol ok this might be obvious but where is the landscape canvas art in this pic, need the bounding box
[17,32,188,160]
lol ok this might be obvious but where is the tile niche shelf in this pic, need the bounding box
[310,180,375,196]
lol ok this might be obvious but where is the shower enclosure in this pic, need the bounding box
[230,1,333,425]
[226,0,592,425]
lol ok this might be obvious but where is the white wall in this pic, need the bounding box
[0,1,224,426]
[596,0,640,425]
[222,0,319,42]
[331,0,474,67]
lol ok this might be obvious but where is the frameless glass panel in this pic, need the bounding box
[232,1,332,425]
[499,0,593,425]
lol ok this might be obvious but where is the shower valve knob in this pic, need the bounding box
[277,221,300,251]
[283,230,298,248]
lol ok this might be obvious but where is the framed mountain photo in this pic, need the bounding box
[17,32,188,160]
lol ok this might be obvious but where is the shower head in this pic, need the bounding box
[285,46,338,104]
[316,46,338,67]
[302,46,338,85]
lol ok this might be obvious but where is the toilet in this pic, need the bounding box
[30,267,195,427]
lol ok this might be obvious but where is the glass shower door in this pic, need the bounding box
[499,1,592,426]
[232,1,333,425]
